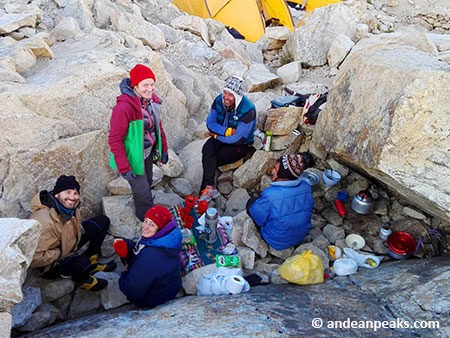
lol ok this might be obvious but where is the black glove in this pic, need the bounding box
[161,152,169,164]
[121,170,136,182]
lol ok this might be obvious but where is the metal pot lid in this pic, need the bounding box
[387,231,416,255]
[356,190,373,201]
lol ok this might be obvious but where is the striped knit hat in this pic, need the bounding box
[278,154,305,180]
[223,76,244,108]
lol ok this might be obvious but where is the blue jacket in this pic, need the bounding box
[249,179,314,250]
[206,94,256,144]
[118,220,182,308]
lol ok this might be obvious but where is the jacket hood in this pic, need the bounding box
[270,177,307,188]
[31,190,79,221]
[31,190,54,212]
[138,219,182,255]
[119,78,136,97]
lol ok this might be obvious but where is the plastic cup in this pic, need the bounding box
[197,200,208,214]
[183,215,194,229]
[180,207,190,217]
[185,195,196,209]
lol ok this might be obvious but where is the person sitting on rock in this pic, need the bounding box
[246,153,315,251]
[108,64,169,222]
[114,205,182,308]
[199,75,257,202]
[30,175,116,291]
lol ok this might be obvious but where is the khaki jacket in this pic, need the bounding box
[29,191,82,272]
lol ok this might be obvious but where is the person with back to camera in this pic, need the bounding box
[199,76,257,202]
[113,205,182,308]
[246,153,315,251]
[109,64,169,222]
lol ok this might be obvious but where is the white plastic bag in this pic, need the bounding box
[333,258,358,276]
[343,248,382,269]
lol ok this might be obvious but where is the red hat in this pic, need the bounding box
[144,205,172,229]
[130,64,156,87]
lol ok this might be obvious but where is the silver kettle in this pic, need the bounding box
[351,190,374,215]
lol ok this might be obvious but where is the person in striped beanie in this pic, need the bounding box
[199,76,257,202]
[246,153,315,250]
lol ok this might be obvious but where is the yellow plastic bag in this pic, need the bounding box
[278,250,324,285]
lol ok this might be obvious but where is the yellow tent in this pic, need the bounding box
[287,0,341,12]
[172,0,294,42]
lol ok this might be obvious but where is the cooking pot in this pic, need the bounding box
[351,190,374,215]
[386,231,416,260]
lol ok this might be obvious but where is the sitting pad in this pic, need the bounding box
[168,203,232,276]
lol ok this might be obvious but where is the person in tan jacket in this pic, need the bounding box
[30,175,116,291]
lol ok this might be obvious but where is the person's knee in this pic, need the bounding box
[83,216,110,235]
[202,138,217,156]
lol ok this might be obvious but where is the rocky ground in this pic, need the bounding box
[20,255,450,337]
[1,0,449,336]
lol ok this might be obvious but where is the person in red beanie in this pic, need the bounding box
[114,205,182,308]
[108,64,169,221]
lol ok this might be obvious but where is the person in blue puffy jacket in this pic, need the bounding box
[113,205,182,308]
[247,153,315,251]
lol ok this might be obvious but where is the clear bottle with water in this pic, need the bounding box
[204,208,218,244]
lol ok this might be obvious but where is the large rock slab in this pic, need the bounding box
[10,286,41,328]
[284,2,363,66]
[313,37,450,221]
[0,30,188,217]
[0,13,41,34]
[264,106,302,136]
[349,255,450,337]
[179,139,207,194]
[30,278,434,337]
[110,9,166,50]
[0,219,41,310]
[232,150,278,189]
[102,195,140,239]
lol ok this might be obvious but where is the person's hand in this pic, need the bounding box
[113,239,128,258]
[120,170,136,182]
[161,152,169,164]
[225,128,236,136]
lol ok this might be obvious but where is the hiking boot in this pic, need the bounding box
[199,186,220,202]
[90,260,117,274]
[79,275,108,292]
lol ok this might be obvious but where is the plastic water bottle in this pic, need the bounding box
[204,208,218,244]
[263,131,272,151]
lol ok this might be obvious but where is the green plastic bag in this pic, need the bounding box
[278,250,324,285]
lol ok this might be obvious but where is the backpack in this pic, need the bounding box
[270,88,328,126]
[302,92,327,125]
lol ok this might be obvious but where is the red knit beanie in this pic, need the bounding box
[144,205,172,229]
[130,64,156,87]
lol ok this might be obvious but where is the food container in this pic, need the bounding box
[345,234,366,250]
[351,190,374,215]
[379,227,392,240]
[386,231,416,260]
[322,169,341,186]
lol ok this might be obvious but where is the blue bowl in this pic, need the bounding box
[322,169,341,186]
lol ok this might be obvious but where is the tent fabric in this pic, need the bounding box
[172,0,294,42]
